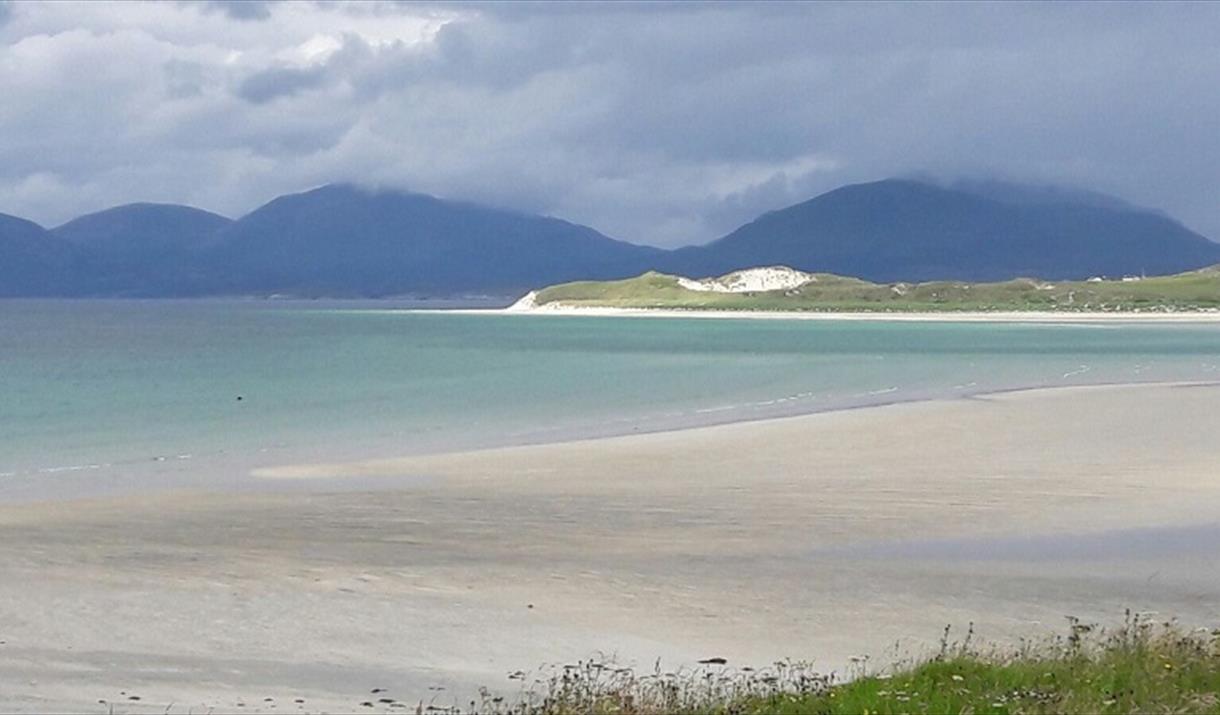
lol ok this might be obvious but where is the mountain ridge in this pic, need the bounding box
[659,179,1219,283]
[2,178,1217,297]
[51,203,234,296]
[198,183,662,297]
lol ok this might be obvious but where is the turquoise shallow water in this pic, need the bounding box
[2,300,1220,499]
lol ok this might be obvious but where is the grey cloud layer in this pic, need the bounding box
[199,1,273,22]
[1,1,1217,245]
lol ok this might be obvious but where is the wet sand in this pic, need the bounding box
[3,382,1220,712]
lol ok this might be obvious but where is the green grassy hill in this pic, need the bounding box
[529,265,1220,313]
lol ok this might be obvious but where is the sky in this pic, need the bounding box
[0,0,1217,247]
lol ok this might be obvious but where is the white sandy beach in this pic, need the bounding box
[3,382,1220,712]
[430,305,1220,323]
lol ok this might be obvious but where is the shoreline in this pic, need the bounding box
[407,305,1220,323]
[4,379,1214,502]
[249,379,1220,481]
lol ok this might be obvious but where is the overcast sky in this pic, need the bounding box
[1,1,1217,246]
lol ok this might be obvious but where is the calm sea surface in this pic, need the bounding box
[3,300,1219,500]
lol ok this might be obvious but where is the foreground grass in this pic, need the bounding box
[448,613,1220,714]
[747,620,1220,714]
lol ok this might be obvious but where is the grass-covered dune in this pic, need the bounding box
[527,265,1220,313]
[449,614,1220,714]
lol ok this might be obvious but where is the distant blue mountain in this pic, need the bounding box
[200,184,661,296]
[1,179,1217,297]
[52,203,232,296]
[664,179,1220,282]
[946,178,1141,213]
[0,213,75,297]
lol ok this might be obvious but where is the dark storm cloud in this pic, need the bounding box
[0,1,1218,246]
[198,1,273,21]
[237,64,329,103]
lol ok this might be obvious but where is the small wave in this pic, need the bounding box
[867,387,899,396]
[36,463,107,474]
[694,405,739,414]
[1062,365,1092,379]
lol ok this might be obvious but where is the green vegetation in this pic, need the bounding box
[441,614,1220,714]
[531,266,1220,313]
[746,616,1220,715]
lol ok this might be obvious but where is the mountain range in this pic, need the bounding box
[2,179,1217,298]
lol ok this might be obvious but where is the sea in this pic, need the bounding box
[3,299,1220,501]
